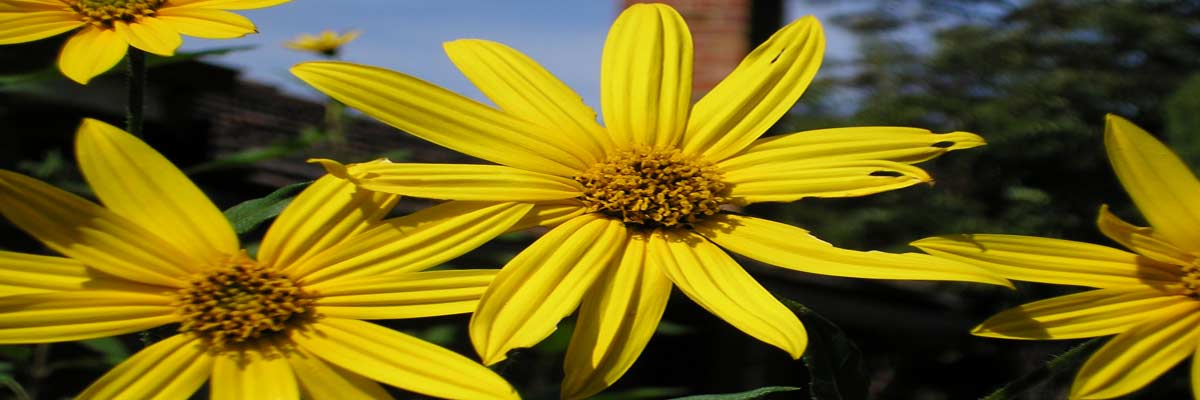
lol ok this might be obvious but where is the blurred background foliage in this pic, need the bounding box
[1,0,1199,399]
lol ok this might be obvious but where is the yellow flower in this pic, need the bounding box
[292,4,1008,399]
[0,0,290,84]
[285,29,359,57]
[914,115,1200,399]
[0,119,525,399]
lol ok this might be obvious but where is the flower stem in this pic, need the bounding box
[125,48,146,137]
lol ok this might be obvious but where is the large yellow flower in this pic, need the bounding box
[0,119,525,399]
[292,3,1009,399]
[0,0,289,84]
[285,29,359,57]
[914,115,1200,399]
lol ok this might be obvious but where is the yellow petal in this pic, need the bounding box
[562,233,672,400]
[974,286,1189,339]
[0,0,73,12]
[258,173,397,272]
[470,215,625,364]
[155,7,255,39]
[292,201,532,283]
[682,16,824,161]
[698,215,1011,286]
[293,318,519,400]
[1105,114,1200,252]
[718,127,986,172]
[601,3,692,148]
[723,159,933,204]
[0,290,175,344]
[212,345,299,400]
[508,202,588,231]
[168,0,291,9]
[113,18,181,56]
[0,10,81,44]
[76,118,239,266]
[77,335,211,400]
[651,229,806,358]
[287,347,394,400]
[339,162,583,201]
[444,39,609,162]
[0,170,195,287]
[57,26,128,84]
[1096,204,1194,266]
[912,234,1180,288]
[0,251,165,295]
[291,62,586,176]
[1071,301,1200,399]
[314,270,496,320]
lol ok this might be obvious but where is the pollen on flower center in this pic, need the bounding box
[1179,260,1200,297]
[174,253,315,350]
[70,0,164,27]
[574,147,729,228]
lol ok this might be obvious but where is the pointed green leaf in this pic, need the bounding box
[779,298,868,400]
[223,181,310,234]
[670,386,803,400]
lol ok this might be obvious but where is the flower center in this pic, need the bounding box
[70,0,164,27]
[174,254,315,351]
[574,147,729,228]
[1180,260,1200,297]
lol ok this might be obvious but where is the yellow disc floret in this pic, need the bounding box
[175,253,315,350]
[70,0,164,27]
[575,147,729,228]
[1179,260,1200,297]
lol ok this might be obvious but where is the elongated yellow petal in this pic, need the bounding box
[114,18,180,56]
[682,16,823,161]
[1105,114,1200,252]
[974,286,1189,340]
[563,233,672,400]
[912,234,1180,288]
[334,162,583,201]
[155,7,255,39]
[601,3,692,148]
[212,345,299,400]
[1096,204,1194,266]
[292,201,531,283]
[0,251,166,295]
[293,318,519,400]
[698,215,1011,286]
[168,0,290,9]
[0,10,81,44]
[259,173,397,272]
[287,347,393,400]
[723,159,933,204]
[77,118,239,266]
[470,215,625,364]
[718,128,986,172]
[1071,301,1200,399]
[445,39,609,162]
[0,0,72,12]
[651,229,806,358]
[0,170,195,287]
[292,62,586,176]
[0,291,175,344]
[313,270,495,320]
[508,202,588,231]
[57,26,127,84]
[77,334,211,400]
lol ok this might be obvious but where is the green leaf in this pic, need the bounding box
[78,337,129,366]
[980,338,1103,400]
[669,386,802,400]
[779,298,868,400]
[223,181,310,234]
[591,387,687,400]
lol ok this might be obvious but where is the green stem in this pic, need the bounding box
[980,337,1105,400]
[125,49,146,137]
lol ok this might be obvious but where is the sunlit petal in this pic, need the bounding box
[287,347,393,400]
[723,159,933,204]
[0,291,176,343]
[113,18,181,56]
[682,16,823,161]
[293,319,519,400]
[155,7,255,39]
[601,3,692,148]
[912,234,1180,288]
[974,286,1189,339]
[470,215,625,364]
[331,162,582,201]
[563,233,672,400]
[0,10,82,44]
[0,251,166,295]
[169,0,292,10]
[718,127,985,172]
[77,335,211,400]
[1071,301,1200,399]
[698,215,1011,286]
[508,202,588,231]
[1096,204,1194,266]
[57,26,128,84]
[1105,114,1200,252]
[212,344,298,400]
[314,270,495,320]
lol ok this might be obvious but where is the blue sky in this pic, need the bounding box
[182,0,859,107]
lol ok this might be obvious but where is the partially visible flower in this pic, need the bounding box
[0,0,291,84]
[286,29,359,57]
[0,119,524,399]
[915,115,1200,400]
[294,3,1008,399]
